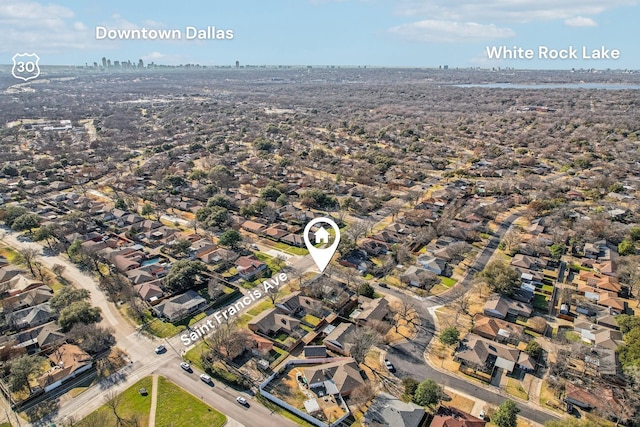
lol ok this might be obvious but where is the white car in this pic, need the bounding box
[154,345,166,354]
[479,410,486,420]
[200,373,212,383]
[180,362,191,371]
[236,396,248,406]
[384,359,395,372]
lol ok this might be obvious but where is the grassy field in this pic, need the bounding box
[272,242,309,256]
[185,342,208,371]
[78,377,153,426]
[155,377,226,427]
[247,299,274,316]
[439,276,457,287]
[506,378,529,400]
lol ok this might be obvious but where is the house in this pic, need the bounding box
[248,307,301,337]
[323,322,356,356]
[2,286,53,312]
[455,333,521,374]
[510,254,547,270]
[6,274,45,296]
[275,291,322,316]
[134,281,164,302]
[471,314,525,344]
[154,290,206,322]
[430,407,486,427]
[417,256,448,276]
[241,220,267,234]
[10,303,56,330]
[302,358,366,396]
[349,297,389,325]
[517,352,537,372]
[401,266,436,288]
[573,321,624,350]
[200,248,239,265]
[36,324,66,351]
[563,383,627,417]
[281,233,305,247]
[38,344,93,392]
[236,255,267,280]
[363,392,428,427]
[483,295,533,319]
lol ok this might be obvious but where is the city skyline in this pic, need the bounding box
[1,0,639,69]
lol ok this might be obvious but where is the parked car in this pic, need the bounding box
[479,410,486,420]
[180,362,191,371]
[236,396,248,406]
[384,359,395,372]
[200,373,212,383]
[154,345,166,354]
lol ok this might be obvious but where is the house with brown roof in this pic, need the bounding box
[349,296,389,326]
[248,308,302,338]
[471,314,525,344]
[38,344,93,392]
[302,358,366,397]
[455,333,521,374]
[430,407,486,427]
[510,254,547,270]
[323,322,356,356]
[241,220,267,234]
[483,295,533,319]
[134,281,164,302]
[236,255,267,280]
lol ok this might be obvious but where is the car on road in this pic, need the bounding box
[180,362,191,371]
[154,345,166,354]
[384,359,395,372]
[479,410,486,420]
[200,373,212,383]
[236,396,248,406]
[379,282,389,288]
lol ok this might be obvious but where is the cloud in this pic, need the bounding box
[564,16,598,27]
[0,0,95,53]
[395,0,636,23]
[389,20,515,43]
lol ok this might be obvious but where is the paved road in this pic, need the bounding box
[0,229,296,427]
[383,213,562,425]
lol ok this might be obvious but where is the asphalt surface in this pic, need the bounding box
[382,213,562,425]
[1,229,296,427]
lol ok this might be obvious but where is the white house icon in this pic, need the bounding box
[315,226,330,244]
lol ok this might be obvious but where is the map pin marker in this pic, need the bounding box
[304,217,341,273]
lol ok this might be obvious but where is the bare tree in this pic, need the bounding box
[16,247,39,277]
[390,297,418,333]
[104,390,125,426]
[348,327,381,365]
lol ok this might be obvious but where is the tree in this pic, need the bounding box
[549,243,565,260]
[617,314,640,334]
[9,354,46,393]
[476,260,520,296]
[350,383,376,410]
[16,247,39,277]
[347,327,381,365]
[0,205,28,228]
[141,202,154,218]
[413,379,442,407]
[103,390,126,426]
[68,323,115,354]
[218,229,242,249]
[402,377,419,399]
[163,260,208,293]
[11,213,40,232]
[493,400,520,427]
[358,282,375,298]
[58,301,102,331]
[524,340,542,359]
[114,198,127,210]
[619,239,635,256]
[439,327,460,346]
[50,286,90,312]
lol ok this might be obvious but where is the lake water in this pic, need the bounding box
[453,83,640,90]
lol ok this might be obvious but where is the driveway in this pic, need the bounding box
[381,213,562,425]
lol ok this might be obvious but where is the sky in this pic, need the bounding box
[1,0,639,69]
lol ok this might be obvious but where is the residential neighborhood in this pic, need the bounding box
[1,64,640,427]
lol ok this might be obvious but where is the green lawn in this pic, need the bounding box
[506,378,529,400]
[301,313,321,326]
[247,299,274,316]
[272,242,310,256]
[78,377,153,426]
[185,342,208,371]
[155,377,226,427]
[236,313,253,328]
[145,317,186,338]
[439,276,457,287]
[0,423,11,427]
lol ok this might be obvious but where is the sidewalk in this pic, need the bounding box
[424,311,559,424]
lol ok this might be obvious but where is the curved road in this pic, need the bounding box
[383,213,561,425]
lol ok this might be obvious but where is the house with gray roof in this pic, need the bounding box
[154,290,206,322]
[363,392,427,427]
